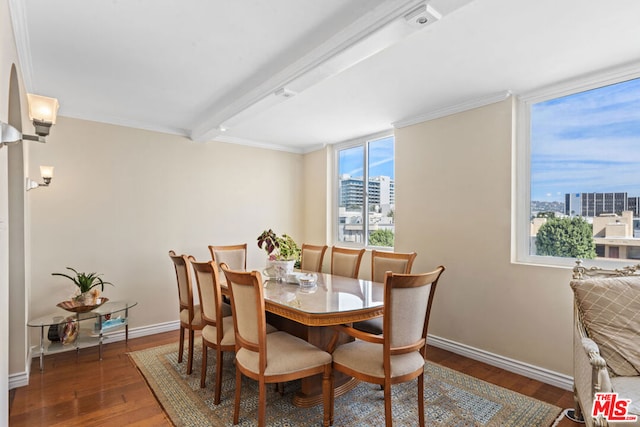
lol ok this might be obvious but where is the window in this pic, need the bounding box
[336,134,395,248]
[516,70,640,266]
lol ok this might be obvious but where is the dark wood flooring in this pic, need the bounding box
[8,330,581,426]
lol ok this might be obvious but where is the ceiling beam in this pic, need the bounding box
[189,0,438,142]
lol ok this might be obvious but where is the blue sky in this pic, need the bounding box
[531,77,640,202]
[339,136,394,178]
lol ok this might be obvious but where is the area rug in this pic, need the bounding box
[129,342,562,427]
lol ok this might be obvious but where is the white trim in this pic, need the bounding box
[13,321,179,389]
[28,320,180,358]
[7,0,34,92]
[428,334,574,391]
[392,91,512,128]
[8,371,28,390]
[60,111,190,139]
[513,61,640,267]
[8,347,30,390]
[214,135,313,154]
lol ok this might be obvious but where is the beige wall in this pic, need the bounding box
[394,98,574,375]
[28,117,304,329]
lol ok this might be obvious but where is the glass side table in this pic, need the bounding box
[27,300,137,371]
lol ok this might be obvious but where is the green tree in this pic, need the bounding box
[369,229,394,247]
[535,216,596,258]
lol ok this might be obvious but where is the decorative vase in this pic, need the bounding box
[266,259,295,282]
[76,291,95,305]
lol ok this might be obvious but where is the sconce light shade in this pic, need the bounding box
[27,94,59,136]
[40,165,54,185]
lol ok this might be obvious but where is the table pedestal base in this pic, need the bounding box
[293,377,359,408]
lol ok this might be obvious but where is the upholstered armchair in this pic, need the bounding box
[569,260,640,427]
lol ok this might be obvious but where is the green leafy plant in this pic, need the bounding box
[535,217,596,259]
[257,229,301,261]
[52,267,114,295]
[369,229,394,247]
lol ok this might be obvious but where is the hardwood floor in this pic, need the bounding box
[9,330,582,426]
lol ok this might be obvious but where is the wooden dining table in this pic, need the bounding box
[222,270,384,407]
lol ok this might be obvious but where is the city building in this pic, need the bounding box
[565,192,628,217]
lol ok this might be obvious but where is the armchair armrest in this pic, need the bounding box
[326,324,384,353]
[574,331,614,426]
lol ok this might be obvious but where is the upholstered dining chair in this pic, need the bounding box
[168,250,203,375]
[221,265,333,427]
[190,259,234,404]
[300,243,328,272]
[353,250,417,335]
[208,243,247,272]
[329,266,446,427]
[330,246,366,278]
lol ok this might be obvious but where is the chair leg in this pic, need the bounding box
[187,329,195,375]
[178,326,185,363]
[214,347,223,405]
[323,364,332,427]
[200,342,207,388]
[234,368,242,425]
[258,380,267,427]
[418,373,425,427]
[384,382,393,427]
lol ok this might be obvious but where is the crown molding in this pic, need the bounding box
[392,90,512,128]
[8,0,34,91]
[215,135,308,154]
[61,110,189,138]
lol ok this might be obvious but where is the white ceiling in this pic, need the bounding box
[9,0,640,153]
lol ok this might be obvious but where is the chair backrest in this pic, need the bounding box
[169,250,196,322]
[221,266,267,370]
[209,244,247,272]
[331,246,366,278]
[300,244,328,272]
[191,258,225,328]
[371,250,417,282]
[384,266,445,357]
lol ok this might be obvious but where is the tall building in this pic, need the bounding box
[565,192,628,217]
[339,174,395,208]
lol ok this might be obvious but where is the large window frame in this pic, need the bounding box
[514,64,640,268]
[334,130,395,249]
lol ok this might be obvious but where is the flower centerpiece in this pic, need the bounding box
[257,229,300,281]
[52,267,114,309]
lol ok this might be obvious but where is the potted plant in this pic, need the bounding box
[52,267,113,305]
[257,229,301,281]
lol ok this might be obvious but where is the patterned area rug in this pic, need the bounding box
[129,342,562,427]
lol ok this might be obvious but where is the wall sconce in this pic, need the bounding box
[0,93,60,147]
[26,165,54,191]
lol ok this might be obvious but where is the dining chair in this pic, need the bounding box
[330,246,366,278]
[300,243,328,272]
[221,265,333,427]
[190,258,235,404]
[208,243,247,272]
[168,250,203,375]
[353,250,417,335]
[329,266,446,427]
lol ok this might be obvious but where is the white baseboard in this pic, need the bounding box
[9,348,32,390]
[15,321,573,393]
[428,334,574,391]
[14,321,180,390]
[93,320,180,343]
